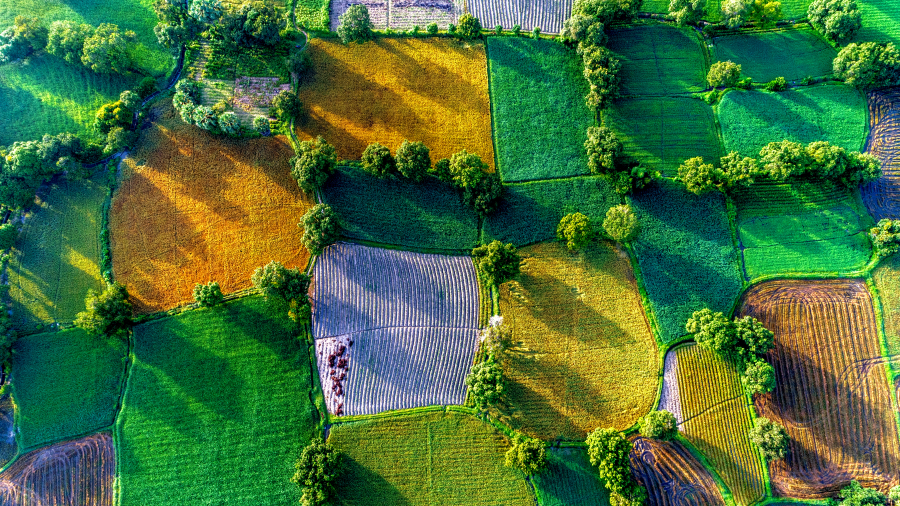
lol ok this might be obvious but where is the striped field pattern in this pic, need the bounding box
[658,350,683,425]
[464,0,574,33]
[629,436,726,506]
[863,88,900,220]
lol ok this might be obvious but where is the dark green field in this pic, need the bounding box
[712,27,836,83]
[607,24,708,96]
[532,448,611,506]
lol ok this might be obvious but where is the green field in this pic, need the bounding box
[294,0,331,30]
[483,176,620,246]
[855,0,900,47]
[8,176,107,330]
[10,328,127,450]
[718,85,868,157]
[604,97,723,177]
[874,254,900,357]
[733,181,873,279]
[487,37,594,182]
[532,448,610,506]
[629,179,744,343]
[327,409,533,505]
[607,24,708,96]
[639,0,811,21]
[322,166,479,252]
[118,296,320,506]
[712,27,837,83]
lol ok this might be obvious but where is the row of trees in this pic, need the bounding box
[556,206,639,251]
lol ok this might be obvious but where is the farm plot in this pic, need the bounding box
[0,395,16,468]
[862,87,900,220]
[607,25,708,96]
[0,433,114,506]
[10,328,126,450]
[732,181,872,279]
[110,101,313,313]
[718,85,868,158]
[483,176,620,246]
[499,241,657,440]
[629,180,744,343]
[118,296,319,506]
[296,38,494,168]
[532,447,610,506]
[676,344,766,506]
[465,0,572,33]
[604,97,722,177]
[740,279,900,498]
[712,28,837,83]
[295,0,331,30]
[874,255,900,357]
[638,0,810,22]
[629,436,726,506]
[321,166,478,252]
[855,0,900,47]
[7,176,106,330]
[658,350,683,423]
[329,0,460,30]
[328,409,532,505]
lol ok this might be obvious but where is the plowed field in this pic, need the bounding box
[862,87,900,220]
[629,436,725,506]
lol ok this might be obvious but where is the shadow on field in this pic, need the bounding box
[335,455,412,505]
[222,300,301,363]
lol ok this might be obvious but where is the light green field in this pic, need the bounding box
[532,447,610,506]
[712,27,837,83]
[855,0,900,47]
[607,24,708,96]
[640,0,812,21]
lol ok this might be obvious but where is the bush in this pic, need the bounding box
[430,157,453,183]
[602,205,638,243]
[472,241,521,286]
[299,204,342,256]
[557,212,593,251]
[765,76,788,91]
[669,0,707,25]
[361,142,395,177]
[833,42,900,90]
[337,4,374,44]
[494,25,503,35]
[505,433,547,476]
[0,223,18,250]
[395,140,431,181]
[723,0,782,28]
[531,27,541,39]
[870,219,900,258]
[426,23,438,35]
[47,20,94,64]
[736,77,754,89]
[638,410,678,440]
[837,481,887,506]
[808,0,861,45]
[586,428,647,506]
[253,115,271,136]
[573,0,643,24]
[610,164,659,196]
[251,261,311,322]
[291,136,337,193]
[585,126,623,175]
[448,23,457,35]
[465,355,504,410]
[193,281,224,307]
[218,111,241,136]
[759,140,813,180]
[457,13,482,39]
[292,438,342,506]
[74,282,133,338]
[749,417,789,461]
[707,61,742,88]
[272,90,303,122]
[742,358,776,395]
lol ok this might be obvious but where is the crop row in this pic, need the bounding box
[863,88,900,220]
[630,436,725,506]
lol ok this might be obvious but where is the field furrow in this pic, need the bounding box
[863,88,900,220]
[533,447,612,506]
[465,0,573,33]
[629,436,725,506]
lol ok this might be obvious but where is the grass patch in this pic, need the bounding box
[8,176,106,330]
[712,27,836,83]
[874,254,900,357]
[118,295,319,506]
[10,328,127,450]
[629,179,744,343]
[327,409,532,505]
[321,167,478,252]
[607,24,708,96]
[604,97,723,177]
[295,0,331,30]
[718,85,869,157]
[855,0,900,47]
[532,447,610,506]
[487,37,593,183]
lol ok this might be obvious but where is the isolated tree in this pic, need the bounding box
[602,205,638,243]
[759,140,813,180]
[808,0,861,45]
[679,157,726,194]
[292,438,341,506]
[742,358,776,395]
[733,316,775,358]
[251,261,311,321]
[47,21,95,64]
[193,281,224,307]
[638,410,678,440]
[669,0,707,25]
[749,417,789,461]
[337,4,374,44]
[361,142,395,177]
[707,61,742,88]
[557,213,593,251]
[505,433,547,476]
[449,150,501,215]
[586,428,647,506]
[299,204,342,256]
[472,241,521,286]
[74,282,133,337]
[466,356,504,410]
[292,136,337,193]
[685,308,738,358]
[272,90,303,122]
[834,42,900,90]
[395,140,431,181]
[456,13,483,39]
[585,126,623,174]
[870,219,900,258]
[189,0,225,24]
[82,23,135,74]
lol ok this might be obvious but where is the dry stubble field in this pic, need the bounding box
[629,435,725,506]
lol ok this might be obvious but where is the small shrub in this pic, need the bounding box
[299,204,342,256]
[736,77,753,89]
[426,23,438,35]
[494,25,503,35]
[531,26,541,39]
[602,205,638,243]
[253,116,271,136]
[765,76,788,91]
[193,281,223,307]
[361,142,395,177]
[472,241,521,286]
[749,417,789,461]
[557,212,593,251]
[505,433,547,476]
[800,75,815,86]
[638,410,678,440]
[447,23,456,35]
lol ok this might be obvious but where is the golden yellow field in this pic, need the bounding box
[296,38,495,169]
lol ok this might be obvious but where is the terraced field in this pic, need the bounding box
[629,436,726,506]
[465,0,573,33]
[607,25,708,96]
[712,28,837,83]
[532,447,610,506]
[862,87,900,220]
[740,280,900,497]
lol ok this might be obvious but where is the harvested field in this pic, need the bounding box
[712,28,837,83]
[0,395,16,468]
[740,279,900,498]
[466,0,573,33]
[321,166,478,252]
[328,409,532,505]
[658,350,683,424]
[10,328,127,450]
[7,176,106,330]
[532,447,611,506]
[607,25,708,96]
[874,254,900,356]
[499,241,657,439]
[296,39,494,167]
[0,433,114,506]
[862,87,900,220]
[329,0,460,30]
[629,436,726,506]
[110,101,313,313]
[676,344,766,506]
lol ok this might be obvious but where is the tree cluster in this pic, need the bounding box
[193,281,223,307]
[586,428,648,506]
[292,438,342,506]
[808,0,862,45]
[472,240,521,287]
[0,17,47,63]
[638,410,678,440]
[251,261,311,322]
[505,433,547,476]
[0,133,96,210]
[836,481,889,506]
[292,136,338,194]
[834,42,900,90]
[585,126,659,195]
[172,79,246,136]
[465,354,504,411]
[870,219,900,259]
[74,282,134,338]
[95,90,144,154]
[153,0,207,51]
[217,1,284,47]
[722,0,782,29]
[299,203,342,255]
[748,417,789,461]
[271,89,303,123]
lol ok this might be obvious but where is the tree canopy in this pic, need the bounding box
[834,42,900,90]
[602,205,639,243]
[808,0,861,45]
[638,410,678,440]
[586,428,647,506]
[505,434,547,476]
[291,136,337,194]
[395,140,431,181]
[74,282,133,338]
[472,241,521,287]
[465,356,504,410]
[292,438,342,506]
[299,203,342,256]
[557,212,594,251]
[361,142,395,178]
[337,4,374,44]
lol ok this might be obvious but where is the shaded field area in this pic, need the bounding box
[8,176,106,330]
[10,328,126,450]
[712,28,837,83]
[0,395,15,467]
[874,254,900,357]
[111,101,313,313]
[607,24,708,96]
[604,97,722,177]
[296,38,495,168]
[327,409,532,505]
[629,436,726,506]
[532,447,610,506]
[499,241,657,439]
[321,167,478,252]
[741,280,900,498]
[329,0,460,31]
[862,87,900,220]
[118,295,319,506]
[0,433,113,506]
[676,344,766,506]
[638,0,811,21]
[487,37,593,182]
[733,181,872,279]
[719,85,869,158]
[629,180,744,343]
[854,0,900,47]
[466,0,572,33]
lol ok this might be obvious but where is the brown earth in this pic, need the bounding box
[629,436,725,506]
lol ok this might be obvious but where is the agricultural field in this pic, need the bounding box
[712,28,837,83]
[874,254,900,357]
[487,37,593,182]
[629,436,726,506]
[117,295,320,506]
[327,409,533,505]
[629,180,744,343]
[607,25,708,96]
[0,395,15,467]
[296,38,494,167]
[854,0,900,47]
[466,0,572,33]
[7,176,106,330]
[329,0,461,31]
[321,166,479,252]
[718,85,869,157]
[110,101,314,313]
[294,0,331,30]
[638,0,811,21]
[499,241,658,439]
[676,344,767,506]
[862,87,900,220]
[10,328,126,450]
[741,280,900,497]
[531,447,610,506]
[604,97,723,177]
[732,181,873,279]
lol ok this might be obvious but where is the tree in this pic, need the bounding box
[337,4,374,44]
[220,1,284,46]
[837,481,888,506]
[719,152,759,189]
[586,428,647,506]
[707,61,742,88]
[748,417,789,461]
[585,126,623,174]
[189,0,225,24]
[47,21,95,64]
[602,205,638,243]
[742,358,776,395]
[581,46,621,113]
[299,203,341,256]
[0,223,17,251]
[638,410,678,440]
[193,281,224,307]
[271,89,303,122]
[480,315,512,356]
[449,150,502,215]
[573,0,643,24]
[292,136,337,193]
[557,212,594,251]
[723,0,781,28]
[74,282,133,337]
[286,48,311,78]
[888,485,900,503]
[104,127,133,155]
[678,156,726,194]
[808,0,861,45]
[466,356,504,410]
[361,142,395,177]
[685,308,738,358]
[253,116,271,136]
[765,76,788,91]
[841,151,881,186]
[292,438,341,506]
[733,315,774,357]
[81,23,135,74]
[505,433,547,476]
[94,100,133,134]
[870,219,900,258]
[472,241,521,286]
[561,15,598,45]
[395,140,431,181]
[611,164,659,196]
[669,0,707,25]
[430,157,453,184]
[456,13,482,39]
[759,140,812,180]
[833,42,900,90]
[251,261,311,321]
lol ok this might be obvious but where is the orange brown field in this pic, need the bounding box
[295,38,495,169]
[629,436,725,506]
[740,279,900,498]
[110,101,314,313]
[874,254,900,356]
